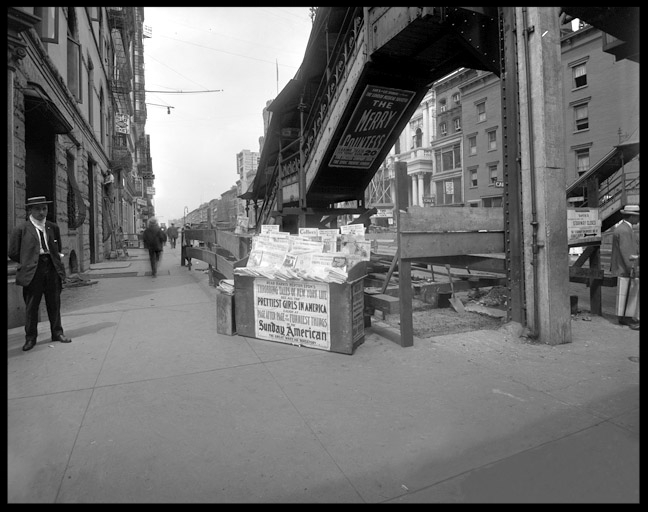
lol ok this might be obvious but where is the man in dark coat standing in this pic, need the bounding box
[8,196,72,351]
[142,217,166,277]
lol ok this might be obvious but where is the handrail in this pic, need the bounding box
[301,9,364,163]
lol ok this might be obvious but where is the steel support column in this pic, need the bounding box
[499,7,525,324]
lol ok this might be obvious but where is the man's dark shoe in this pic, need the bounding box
[629,323,639,331]
[52,334,72,343]
[22,339,37,351]
[619,317,637,326]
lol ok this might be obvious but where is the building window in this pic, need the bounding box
[99,88,105,146]
[574,104,589,131]
[439,99,447,113]
[453,118,461,132]
[87,57,94,126]
[35,7,59,43]
[469,168,478,188]
[452,92,460,106]
[394,137,401,154]
[483,196,503,207]
[66,8,81,101]
[67,154,77,226]
[576,148,590,175]
[440,122,447,136]
[477,102,486,122]
[468,135,477,155]
[415,128,423,148]
[487,130,497,150]
[434,143,462,173]
[435,178,463,205]
[489,164,498,184]
[573,62,587,88]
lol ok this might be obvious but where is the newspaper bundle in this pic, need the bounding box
[234,225,368,283]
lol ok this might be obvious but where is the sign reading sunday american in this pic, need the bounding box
[329,85,415,169]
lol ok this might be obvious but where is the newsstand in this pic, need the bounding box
[233,261,367,355]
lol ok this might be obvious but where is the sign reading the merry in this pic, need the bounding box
[253,278,331,350]
[329,85,415,169]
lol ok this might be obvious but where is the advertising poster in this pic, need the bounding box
[329,85,415,169]
[254,278,331,350]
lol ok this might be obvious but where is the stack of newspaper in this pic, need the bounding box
[233,225,370,283]
[217,279,235,294]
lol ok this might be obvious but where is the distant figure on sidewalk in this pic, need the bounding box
[182,223,193,269]
[160,225,168,247]
[610,204,639,330]
[142,217,166,277]
[167,223,179,248]
[8,196,72,351]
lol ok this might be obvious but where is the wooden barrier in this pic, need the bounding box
[395,206,505,347]
[182,229,252,281]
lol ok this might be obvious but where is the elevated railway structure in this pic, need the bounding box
[206,7,638,346]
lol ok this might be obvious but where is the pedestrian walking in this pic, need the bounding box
[142,217,166,277]
[167,222,179,248]
[8,196,72,351]
[610,204,639,330]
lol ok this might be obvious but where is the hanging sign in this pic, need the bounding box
[115,113,130,134]
[445,181,454,194]
[567,208,601,245]
[329,85,415,169]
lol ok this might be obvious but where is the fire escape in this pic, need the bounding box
[133,7,152,225]
[106,7,135,253]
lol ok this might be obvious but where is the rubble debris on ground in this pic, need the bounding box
[467,286,507,308]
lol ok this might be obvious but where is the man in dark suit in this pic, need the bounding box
[8,196,72,351]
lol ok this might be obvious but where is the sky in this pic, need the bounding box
[142,7,314,224]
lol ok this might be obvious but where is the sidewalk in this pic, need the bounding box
[7,245,639,503]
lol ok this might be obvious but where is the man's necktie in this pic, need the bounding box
[38,229,49,254]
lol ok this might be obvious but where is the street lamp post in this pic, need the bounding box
[183,206,189,227]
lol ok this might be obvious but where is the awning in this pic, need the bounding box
[23,83,73,134]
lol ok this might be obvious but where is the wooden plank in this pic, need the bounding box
[381,247,400,294]
[572,245,599,267]
[185,247,237,279]
[400,206,504,232]
[364,293,400,314]
[216,230,252,260]
[400,231,504,259]
[569,275,616,287]
[569,266,605,280]
[398,260,413,347]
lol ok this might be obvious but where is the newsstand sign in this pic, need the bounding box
[329,85,415,169]
[254,278,331,350]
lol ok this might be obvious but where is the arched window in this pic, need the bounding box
[415,128,423,148]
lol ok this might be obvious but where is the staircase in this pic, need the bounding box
[247,7,501,231]
[566,138,640,233]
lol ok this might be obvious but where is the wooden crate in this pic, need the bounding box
[233,263,366,355]
[216,290,236,335]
